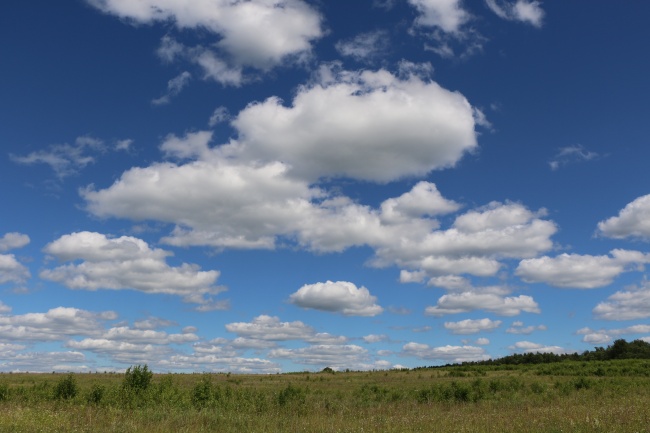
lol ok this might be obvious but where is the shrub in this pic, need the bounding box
[123,364,153,393]
[86,384,105,405]
[192,375,214,409]
[53,374,78,400]
[0,383,8,401]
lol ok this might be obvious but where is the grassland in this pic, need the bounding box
[1,360,649,432]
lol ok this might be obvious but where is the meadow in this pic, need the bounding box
[1,360,649,432]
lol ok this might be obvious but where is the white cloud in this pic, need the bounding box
[208,106,230,127]
[597,194,650,240]
[86,0,324,70]
[577,324,650,345]
[426,289,540,316]
[516,249,650,289]
[0,254,30,285]
[593,281,650,320]
[509,341,567,355]
[152,71,191,105]
[548,144,599,170]
[289,281,383,316]
[363,334,389,343]
[335,30,390,62]
[506,321,547,334]
[159,353,280,374]
[10,136,105,178]
[0,351,88,373]
[0,306,116,341]
[269,344,370,369]
[66,338,171,365]
[475,337,490,345]
[231,65,478,182]
[41,232,226,310]
[0,233,30,252]
[401,342,489,363]
[225,315,346,344]
[485,0,544,27]
[408,0,470,34]
[444,318,502,334]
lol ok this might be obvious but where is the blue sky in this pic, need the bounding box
[1,0,650,373]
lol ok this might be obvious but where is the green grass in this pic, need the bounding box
[1,360,649,432]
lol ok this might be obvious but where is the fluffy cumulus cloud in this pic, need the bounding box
[516,249,650,289]
[577,324,650,345]
[225,315,346,344]
[425,286,540,316]
[86,0,324,70]
[0,233,30,252]
[401,342,489,363]
[597,194,650,240]
[0,254,30,285]
[231,64,478,182]
[444,318,502,334]
[485,0,545,27]
[289,281,383,316]
[0,306,116,341]
[40,232,226,310]
[592,281,650,321]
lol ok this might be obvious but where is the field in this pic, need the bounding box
[1,360,649,432]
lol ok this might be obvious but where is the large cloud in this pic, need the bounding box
[597,194,650,240]
[289,281,384,316]
[0,233,30,252]
[516,249,650,289]
[408,0,470,34]
[41,232,226,310]
[230,65,479,182]
[225,315,346,344]
[86,0,323,70]
[425,288,540,316]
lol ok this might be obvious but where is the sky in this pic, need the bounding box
[1,0,650,373]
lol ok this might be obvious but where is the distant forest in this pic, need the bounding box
[466,339,650,366]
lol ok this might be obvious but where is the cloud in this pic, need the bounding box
[231,64,479,182]
[225,315,346,344]
[485,0,545,27]
[269,344,371,369]
[577,324,650,345]
[548,144,599,170]
[597,194,650,240]
[425,288,540,316]
[401,342,489,363]
[0,306,116,341]
[40,232,226,310]
[0,351,89,373]
[506,321,547,334]
[509,341,567,355]
[593,280,650,321]
[408,0,471,34]
[0,233,30,252]
[88,0,323,71]
[159,353,281,374]
[289,281,383,316]
[335,30,390,62]
[363,334,389,343]
[10,136,105,178]
[0,254,30,285]
[208,106,230,127]
[444,318,502,334]
[152,71,191,105]
[516,249,650,289]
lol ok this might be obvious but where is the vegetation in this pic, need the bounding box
[0,342,650,432]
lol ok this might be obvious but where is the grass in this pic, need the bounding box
[0,360,649,432]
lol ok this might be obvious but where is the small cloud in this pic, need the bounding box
[10,136,105,179]
[335,30,390,63]
[115,139,134,152]
[289,281,383,317]
[549,144,599,171]
[208,106,230,127]
[485,0,545,28]
[152,71,192,106]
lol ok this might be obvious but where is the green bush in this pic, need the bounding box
[123,365,153,393]
[86,384,105,405]
[192,375,214,409]
[53,374,78,400]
